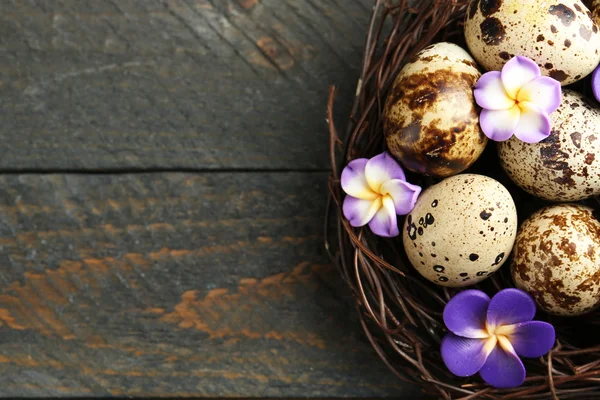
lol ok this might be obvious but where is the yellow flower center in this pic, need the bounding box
[484,322,517,355]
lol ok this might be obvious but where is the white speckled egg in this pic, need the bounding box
[498,90,600,202]
[384,42,487,177]
[402,174,518,287]
[511,204,600,316]
[464,0,600,85]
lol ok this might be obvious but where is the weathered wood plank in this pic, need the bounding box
[1,0,369,170]
[0,172,421,397]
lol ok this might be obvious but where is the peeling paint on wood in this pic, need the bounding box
[0,173,420,397]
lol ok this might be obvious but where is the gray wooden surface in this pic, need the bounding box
[0,0,424,397]
[2,0,368,170]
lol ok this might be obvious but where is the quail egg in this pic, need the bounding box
[384,42,487,177]
[403,174,518,287]
[498,90,600,202]
[512,204,600,316]
[465,0,600,85]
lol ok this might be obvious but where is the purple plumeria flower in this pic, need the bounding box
[341,152,421,237]
[442,289,555,389]
[474,56,561,143]
[593,64,600,103]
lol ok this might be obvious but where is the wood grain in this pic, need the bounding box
[0,173,421,397]
[1,0,368,170]
[0,0,425,397]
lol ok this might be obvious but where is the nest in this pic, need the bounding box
[325,1,600,398]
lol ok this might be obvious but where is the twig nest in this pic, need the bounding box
[511,204,600,316]
[498,90,600,201]
[464,0,600,85]
[328,0,600,396]
[383,42,487,177]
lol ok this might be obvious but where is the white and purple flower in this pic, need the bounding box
[474,56,562,143]
[341,152,421,237]
[442,288,555,389]
[593,63,600,103]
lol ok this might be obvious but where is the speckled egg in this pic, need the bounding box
[591,0,600,25]
[498,90,600,202]
[511,204,600,316]
[464,0,600,85]
[384,42,487,177]
[403,174,518,287]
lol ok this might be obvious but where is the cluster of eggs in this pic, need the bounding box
[383,0,600,316]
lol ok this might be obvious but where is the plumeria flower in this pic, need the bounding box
[474,56,562,143]
[592,63,600,103]
[341,152,421,237]
[442,289,555,389]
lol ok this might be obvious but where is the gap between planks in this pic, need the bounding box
[0,168,332,175]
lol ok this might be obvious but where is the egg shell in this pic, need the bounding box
[498,90,600,202]
[592,0,600,26]
[464,0,600,85]
[402,174,518,287]
[384,42,487,178]
[511,204,600,316]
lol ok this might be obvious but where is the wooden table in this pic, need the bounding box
[1,0,423,397]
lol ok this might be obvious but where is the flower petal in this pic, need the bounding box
[479,106,520,142]
[380,179,421,215]
[474,71,516,110]
[341,159,379,200]
[441,334,496,377]
[593,64,600,103]
[487,289,536,331]
[443,290,490,339]
[514,102,551,143]
[479,345,526,388]
[368,195,399,237]
[364,152,405,193]
[501,56,541,99]
[343,196,381,227]
[517,76,562,114]
[504,321,556,358]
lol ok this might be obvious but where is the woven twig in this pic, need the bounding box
[325,1,600,398]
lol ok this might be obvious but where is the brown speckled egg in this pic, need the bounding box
[384,42,487,177]
[498,90,600,202]
[591,0,600,26]
[464,0,600,85]
[511,204,600,316]
[403,174,518,287]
